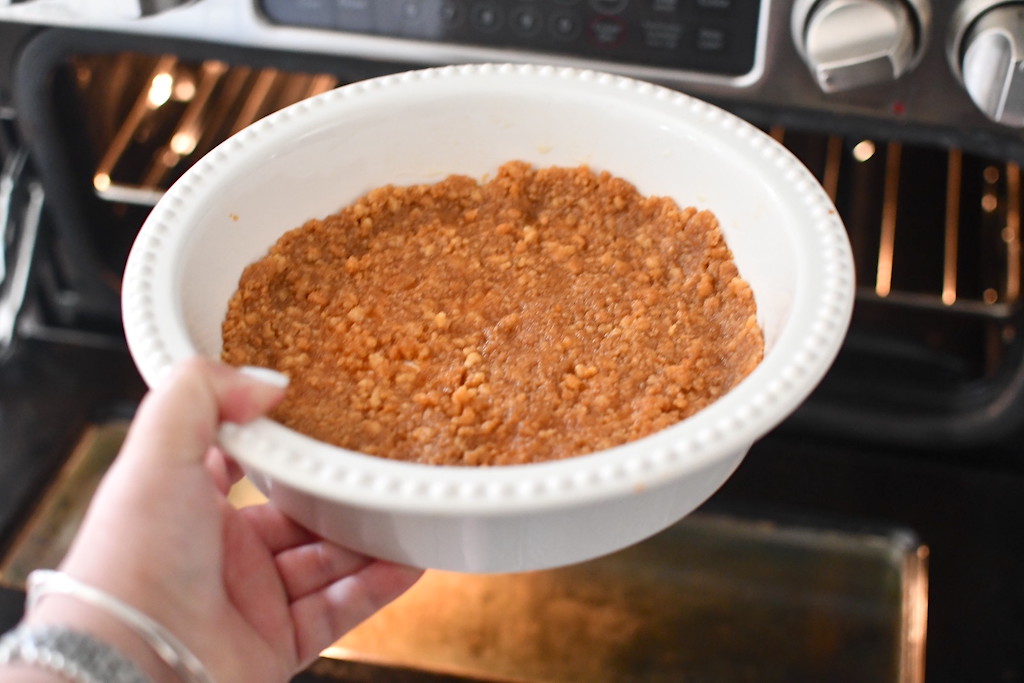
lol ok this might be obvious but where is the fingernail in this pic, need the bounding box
[239,366,290,388]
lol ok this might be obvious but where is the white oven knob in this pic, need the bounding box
[955,3,1024,126]
[793,0,921,92]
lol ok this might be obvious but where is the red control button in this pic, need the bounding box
[549,9,583,39]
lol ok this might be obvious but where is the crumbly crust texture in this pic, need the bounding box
[221,162,763,466]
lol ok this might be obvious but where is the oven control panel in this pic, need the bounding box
[2,0,1024,150]
[259,0,762,78]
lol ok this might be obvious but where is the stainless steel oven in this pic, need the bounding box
[1,1,1024,681]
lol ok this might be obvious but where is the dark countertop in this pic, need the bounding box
[0,335,144,637]
[0,336,146,553]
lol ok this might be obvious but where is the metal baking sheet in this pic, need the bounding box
[3,435,926,683]
[324,510,927,683]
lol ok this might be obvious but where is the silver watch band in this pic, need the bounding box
[0,623,152,683]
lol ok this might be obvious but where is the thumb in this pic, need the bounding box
[118,357,289,471]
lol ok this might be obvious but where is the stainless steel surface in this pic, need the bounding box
[795,0,919,92]
[0,0,1020,144]
[960,4,1024,126]
[0,148,25,285]
[325,513,927,683]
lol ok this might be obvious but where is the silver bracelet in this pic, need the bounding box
[0,623,150,683]
[26,569,215,683]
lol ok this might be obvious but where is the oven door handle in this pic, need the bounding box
[0,148,44,351]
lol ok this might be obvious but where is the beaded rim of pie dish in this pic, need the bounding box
[122,63,855,513]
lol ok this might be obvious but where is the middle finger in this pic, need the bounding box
[276,541,373,601]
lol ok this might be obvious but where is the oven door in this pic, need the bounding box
[1,23,1024,683]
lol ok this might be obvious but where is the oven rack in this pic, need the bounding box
[25,48,1024,449]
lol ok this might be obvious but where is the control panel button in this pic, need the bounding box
[549,8,583,40]
[793,0,921,92]
[589,14,626,46]
[641,19,683,49]
[470,1,502,32]
[510,5,543,36]
[261,0,336,28]
[696,26,727,52]
[440,0,465,28]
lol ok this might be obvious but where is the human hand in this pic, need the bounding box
[27,358,423,683]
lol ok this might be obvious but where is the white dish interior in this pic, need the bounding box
[122,64,854,573]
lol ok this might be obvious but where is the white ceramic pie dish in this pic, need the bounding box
[121,63,854,573]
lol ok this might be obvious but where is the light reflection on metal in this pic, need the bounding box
[141,60,227,189]
[0,181,44,350]
[147,71,173,108]
[169,132,197,156]
[852,139,876,162]
[229,68,280,136]
[901,543,929,683]
[822,135,842,200]
[94,55,178,199]
[876,142,902,297]
[1005,162,1021,303]
[942,149,962,306]
[0,149,25,283]
[306,73,338,99]
[172,75,196,102]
